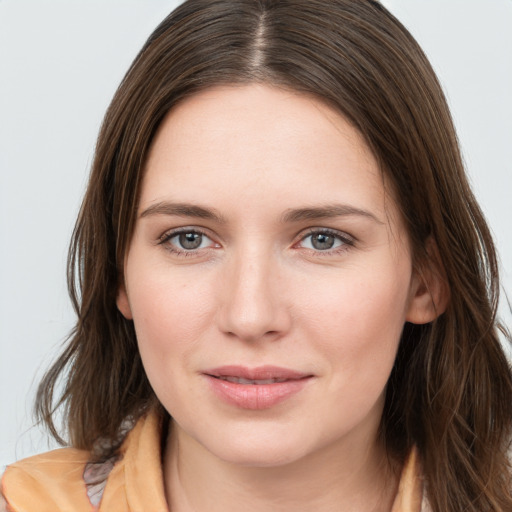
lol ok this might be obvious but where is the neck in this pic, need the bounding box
[163,423,399,512]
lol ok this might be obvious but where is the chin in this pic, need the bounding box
[198,426,319,468]
[216,444,308,468]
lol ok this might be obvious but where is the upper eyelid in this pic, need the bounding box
[158,226,214,242]
[296,227,356,243]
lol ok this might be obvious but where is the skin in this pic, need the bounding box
[117,84,442,511]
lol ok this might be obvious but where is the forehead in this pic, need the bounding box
[141,84,397,225]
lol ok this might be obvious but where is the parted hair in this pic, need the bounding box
[36,1,512,510]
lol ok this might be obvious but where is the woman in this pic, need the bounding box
[2,0,511,510]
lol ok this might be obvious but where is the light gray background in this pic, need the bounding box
[1,0,511,468]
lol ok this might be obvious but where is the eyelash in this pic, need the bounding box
[157,227,355,257]
[296,228,355,256]
[158,227,218,257]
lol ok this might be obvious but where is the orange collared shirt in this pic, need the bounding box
[1,413,429,511]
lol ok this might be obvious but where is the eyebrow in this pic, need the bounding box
[139,201,383,225]
[282,204,384,224]
[139,202,226,223]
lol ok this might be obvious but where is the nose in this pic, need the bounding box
[217,248,291,342]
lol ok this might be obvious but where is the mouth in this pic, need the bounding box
[204,364,311,382]
[211,376,291,385]
[203,365,313,410]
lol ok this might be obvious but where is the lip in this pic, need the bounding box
[203,365,313,410]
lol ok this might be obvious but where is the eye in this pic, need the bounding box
[298,229,353,252]
[174,232,207,250]
[159,229,218,254]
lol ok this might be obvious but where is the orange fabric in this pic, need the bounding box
[98,412,168,512]
[391,448,425,512]
[1,447,93,512]
[1,413,424,511]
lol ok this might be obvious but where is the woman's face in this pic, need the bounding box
[118,84,431,467]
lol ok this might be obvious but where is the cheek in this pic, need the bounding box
[300,264,410,385]
[127,267,221,417]
[126,264,216,372]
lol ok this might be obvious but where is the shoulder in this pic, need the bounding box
[4,446,90,481]
[1,447,94,511]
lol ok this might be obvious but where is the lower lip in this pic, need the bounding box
[205,375,312,410]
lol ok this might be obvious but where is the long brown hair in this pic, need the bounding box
[36,1,512,509]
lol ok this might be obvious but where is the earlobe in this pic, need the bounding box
[116,282,133,320]
[406,241,450,325]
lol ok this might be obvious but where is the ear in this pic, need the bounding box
[116,281,133,320]
[406,240,450,325]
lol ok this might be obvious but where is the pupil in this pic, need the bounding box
[312,233,334,250]
[179,232,202,250]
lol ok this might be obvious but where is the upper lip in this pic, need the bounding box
[204,365,312,380]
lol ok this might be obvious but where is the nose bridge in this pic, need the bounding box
[218,242,289,341]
